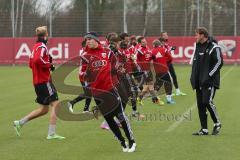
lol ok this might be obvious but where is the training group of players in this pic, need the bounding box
[13,26,187,153]
[66,31,187,152]
[14,26,223,153]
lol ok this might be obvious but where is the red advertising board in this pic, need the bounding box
[0,37,239,64]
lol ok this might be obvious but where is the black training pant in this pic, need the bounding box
[118,74,138,111]
[94,88,134,143]
[70,81,92,111]
[154,72,172,95]
[168,63,179,89]
[196,87,220,129]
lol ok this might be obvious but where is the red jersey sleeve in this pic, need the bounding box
[79,59,87,82]
[108,51,118,75]
[165,49,173,63]
[79,53,89,82]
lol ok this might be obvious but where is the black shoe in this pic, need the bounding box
[212,124,221,135]
[83,110,90,113]
[83,108,90,113]
[128,140,135,147]
[83,105,90,112]
[192,129,208,136]
[152,97,158,103]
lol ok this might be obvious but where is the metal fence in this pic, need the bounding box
[0,0,239,37]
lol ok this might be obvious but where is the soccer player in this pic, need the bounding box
[159,31,187,96]
[191,27,223,135]
[119,32,130,45]
[80,32,136,152]
[129,35,137,47]
[118,33,140,116]
[99,32,122,130]
[151,39,175,104]
[128,35,141,86]
[109,36,130,110]
[136,36,164,105]
[104,32,118,48]
[13,26,65,140]
[110,36,140,117]
[119,39,140,116]
[68,40,92,113]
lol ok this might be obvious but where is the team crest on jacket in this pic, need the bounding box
[90,56,94,61]
[156,52,163,58]
[101,52,107,58]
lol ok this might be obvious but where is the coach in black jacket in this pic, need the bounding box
[190,27,223,136]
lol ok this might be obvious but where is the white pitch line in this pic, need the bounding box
[165,66,235,132]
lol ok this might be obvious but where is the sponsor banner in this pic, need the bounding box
[0,37,239,64]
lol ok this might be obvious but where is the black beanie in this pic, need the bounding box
[84,32,99,43]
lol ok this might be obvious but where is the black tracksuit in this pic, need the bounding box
[167,63,179,89]
[190,39,223,129]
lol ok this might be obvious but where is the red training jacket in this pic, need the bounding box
[80,45,117,95]
[29,42,51,85]
[151,46,169,74]
[136,45,152,71]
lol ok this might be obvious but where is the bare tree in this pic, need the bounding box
[10,0,19,37]
[142,0,148,36]
[189,0,195,35]
[11,0,15,37]
[14,0,19,37]
[19,0,25,36]
[184,0,188,36]
[123,0,128,33]
[209,0,213,35]
[200,0,205,26]
[29,0,74,36]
